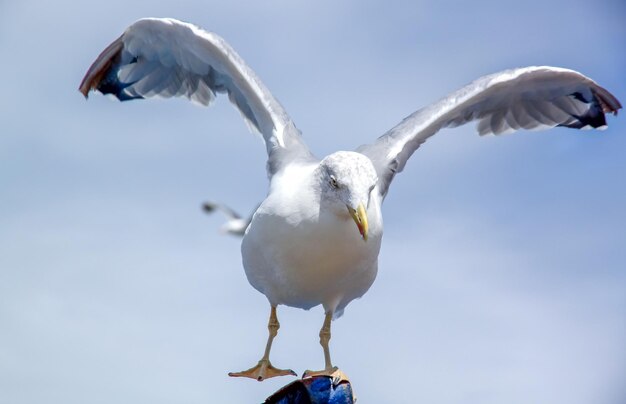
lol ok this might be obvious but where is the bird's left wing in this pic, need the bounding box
[357,66,621,198]
[79,18,315,176]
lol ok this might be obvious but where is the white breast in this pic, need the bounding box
[240,165,383,316]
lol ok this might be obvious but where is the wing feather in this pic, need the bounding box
[79,18,315,176]
[358,66,621,197]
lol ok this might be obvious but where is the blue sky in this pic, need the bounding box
[1,1,625,403]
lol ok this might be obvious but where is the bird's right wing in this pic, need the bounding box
[357,66,621,198]
[79,18,316,177]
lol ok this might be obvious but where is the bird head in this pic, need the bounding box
[318,151,378,241]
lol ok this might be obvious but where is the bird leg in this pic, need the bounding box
[302,311,340,379]
[228,306,296,381]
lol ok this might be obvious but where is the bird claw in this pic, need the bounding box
[302,367,349,387]
[229,359,296,381]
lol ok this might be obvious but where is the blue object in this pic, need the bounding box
[264,375,354,404]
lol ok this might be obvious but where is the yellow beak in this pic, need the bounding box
[348,203,369,241]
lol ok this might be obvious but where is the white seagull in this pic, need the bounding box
[79,18,621,381]
[202,200,255,237]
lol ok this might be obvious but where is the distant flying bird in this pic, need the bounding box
[202,200,254,237]
[80,17,620,382]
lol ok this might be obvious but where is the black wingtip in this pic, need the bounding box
[78,35,125,101]
[558,90,619,130]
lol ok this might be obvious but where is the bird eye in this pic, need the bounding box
[329,175,338,188]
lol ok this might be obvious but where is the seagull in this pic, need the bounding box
[202,200,255,237]
[79,17,621,382]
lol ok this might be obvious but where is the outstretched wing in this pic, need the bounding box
[357,66,621,198]
[79,18,315,176]
[202,201,242,220]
